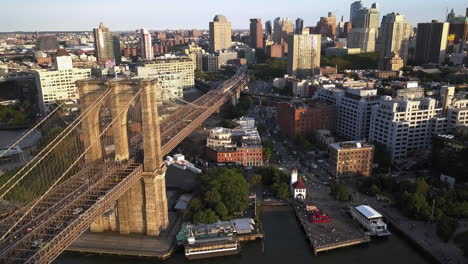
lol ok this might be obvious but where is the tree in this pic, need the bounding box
[255,166,291,199]
[219,119,239,129]
[321,52,379,71]
[215,203,229,221]
[293,135,313,152]
[272,182,290,199]
[204,190,222,206]
[185,168,250,223]
[415,178,429,197]
[250,58,287,81]
[250,174,262,185]
[331,184,349,201]
[262,138,274,150]
[372,142,391,170]
[263,147,272,164]
[193,209,219,224]
[437,215,459,242]
[369,184,381,196]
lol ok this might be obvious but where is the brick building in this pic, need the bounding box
[277,101,336,137]
[328,141,374,179]
[265,43,286,58]
[206,126,263,167]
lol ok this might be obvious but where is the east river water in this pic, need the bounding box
[55,206,431,264]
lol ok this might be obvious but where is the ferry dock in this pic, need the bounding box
[293,203,370,255]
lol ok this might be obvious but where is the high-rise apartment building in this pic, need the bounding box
[113,36,122,65]
[142,57,195,89]
[93,23,115,63]
[369,97,446,160]
[446,9,468,54]
[329,141,374,179]
[139,29,154,60]
[273,17,294,44]
[209,15,232,52]
[287,32,321,78]
[315,12,337,39]
[336,88,380,140]
[6,55,92,115]
[379,13,413,68]
[265,20,272,35]
[136,67,183,101]
[350,1,363,25]
[353,3,379,30]
[347,28,377,52]
[249,19,263,49]
[348,3,379,52]
[315,85,379,141]
[415,21,450,65]
[295,18,304,34]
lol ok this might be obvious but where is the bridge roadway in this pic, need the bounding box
[0,72,249,264]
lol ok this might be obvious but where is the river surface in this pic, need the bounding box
[55,206,431,264]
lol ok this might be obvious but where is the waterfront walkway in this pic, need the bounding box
[373,201,465,264]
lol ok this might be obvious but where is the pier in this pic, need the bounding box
[293,203,370,255]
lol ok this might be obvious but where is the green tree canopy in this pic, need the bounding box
[331,184,349,201]
[184,168,249,223]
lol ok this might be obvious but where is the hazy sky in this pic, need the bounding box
[1,0,466,32]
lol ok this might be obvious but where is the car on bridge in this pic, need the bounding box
[72,207,83,215]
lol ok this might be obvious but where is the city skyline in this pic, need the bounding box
[1,0,466,32]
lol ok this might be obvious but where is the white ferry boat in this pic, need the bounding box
[184,236,240,260]
[350,205,391,236]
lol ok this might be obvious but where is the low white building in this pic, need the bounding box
[291,169,306,201]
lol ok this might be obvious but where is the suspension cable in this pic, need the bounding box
[0,87,144,241]
[0,101,66,159]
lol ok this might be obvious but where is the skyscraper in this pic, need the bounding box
[348,28,377,52]
[250,18,263,49]
[295,18,304,34]
[446,8,468,53]
[353,4,379,30]
[113,36,122,65]
[315,12,337,39]
[93,23,115,63]
[350,1,363,25]
[287,32,321,78]
[265,20,272,35]
[273,17,294,44]
[139,29,153,60]
[415,21,450,65]
[337,16,346,38]
[209,15,232,52]
[348,3,379,52]
[379,13,413,69]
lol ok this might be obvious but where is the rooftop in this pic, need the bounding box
[355,205,382,219]
[294,177,306,189]
[330,141,373,150]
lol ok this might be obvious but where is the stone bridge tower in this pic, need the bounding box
[76,79,169,236]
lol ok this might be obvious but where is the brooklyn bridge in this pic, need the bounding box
[0,68,249,264]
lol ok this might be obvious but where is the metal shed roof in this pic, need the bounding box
[355,205,382,219]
